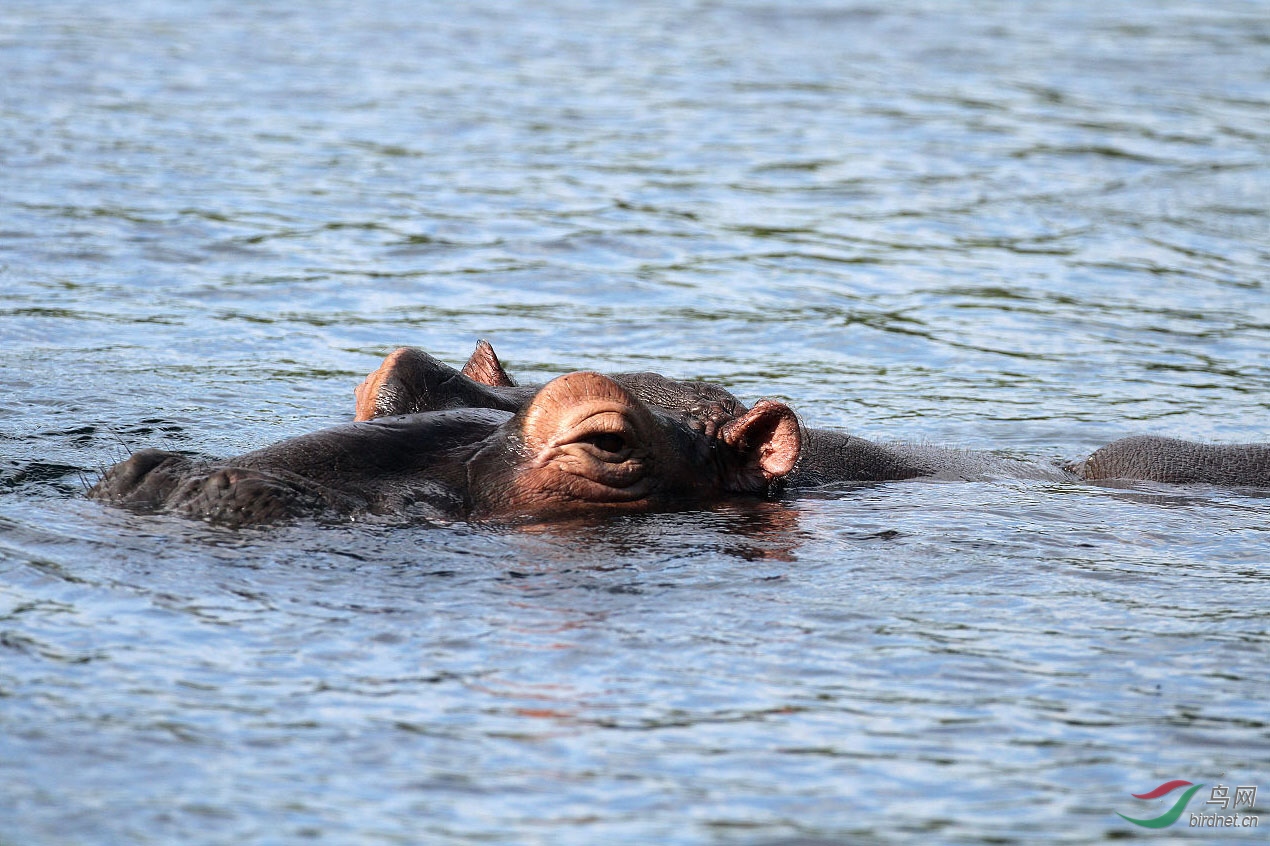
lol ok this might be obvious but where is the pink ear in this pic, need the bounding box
[461,339,516,387]
[719,400,801,482]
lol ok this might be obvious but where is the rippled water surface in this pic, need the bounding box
[2,1,1269,843]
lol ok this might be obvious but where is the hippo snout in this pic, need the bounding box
[90,449,330,524]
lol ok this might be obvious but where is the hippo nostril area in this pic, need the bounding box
[105,448,178,490]
[88,447,190,506]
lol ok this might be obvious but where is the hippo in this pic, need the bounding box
[90,343,1270,527]
[89,371,801,525]
[356,341,1270,489]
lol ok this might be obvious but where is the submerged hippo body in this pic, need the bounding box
[91,372,801,525]
[785,415,1270,488]
[359,342,1270,489]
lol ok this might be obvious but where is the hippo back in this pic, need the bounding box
[1075,435,1270,487]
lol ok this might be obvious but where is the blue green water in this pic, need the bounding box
[2,1,1268,842]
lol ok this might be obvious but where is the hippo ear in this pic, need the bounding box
[461,339,516,388]
[718,400,801,491]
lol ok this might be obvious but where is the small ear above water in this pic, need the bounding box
[461,339,516,388]
[354,347,423,421]
[719,400,801,486]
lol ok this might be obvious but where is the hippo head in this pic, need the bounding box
[466,371,800,518]
[92,371,801,525]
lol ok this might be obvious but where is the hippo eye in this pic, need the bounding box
[580,432,627,455]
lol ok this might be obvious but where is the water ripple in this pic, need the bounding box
[2,0,1269,843]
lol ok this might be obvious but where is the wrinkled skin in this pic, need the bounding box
[90,372,801,525]
[361,341,1270,489]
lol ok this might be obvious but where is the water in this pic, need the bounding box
[2,0,1268,842]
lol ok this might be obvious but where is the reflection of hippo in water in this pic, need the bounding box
[91,340,1270,526]
[359,341,1270,489]
[90,371,800,525]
